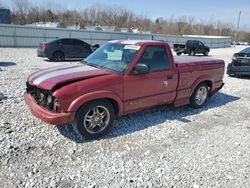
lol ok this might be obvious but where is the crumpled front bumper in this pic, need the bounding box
[24,92,75,125]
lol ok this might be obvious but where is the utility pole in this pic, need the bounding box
[234,11,241,47]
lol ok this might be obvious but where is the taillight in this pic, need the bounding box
[42,44,49,49]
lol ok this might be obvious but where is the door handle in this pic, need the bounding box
[167,74,173,80]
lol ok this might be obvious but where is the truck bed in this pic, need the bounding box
[174,56,224,66]
[173,44,185,52]
[173,56,225,106]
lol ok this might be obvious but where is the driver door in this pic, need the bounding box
[123,45,178,113]
[197,41,205,53]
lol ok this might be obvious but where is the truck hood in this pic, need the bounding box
[28,64,111,90]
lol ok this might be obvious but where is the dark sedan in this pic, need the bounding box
[227,47,250,77]
[37,38,97,61]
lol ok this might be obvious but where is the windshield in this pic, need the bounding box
[240,47,250,53]
[84,43,140,73]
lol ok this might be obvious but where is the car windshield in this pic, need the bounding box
[83,43,140,73]
[240,47,250,53]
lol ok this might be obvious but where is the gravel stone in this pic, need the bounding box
[68,148,75,155]
[27,172,33,178]
[0,47,250,187]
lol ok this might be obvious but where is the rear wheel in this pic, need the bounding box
[176,52,181,56]
[52,51,64,61]
[72,100,115,139]
[189,83,208,108]
[189,50,195,56]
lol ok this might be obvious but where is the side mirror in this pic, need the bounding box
[134,63,150,74]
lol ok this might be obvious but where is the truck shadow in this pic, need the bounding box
[0,62,16,67]
[57,92,240,143]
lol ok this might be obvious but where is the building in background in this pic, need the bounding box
[0,9,11,24]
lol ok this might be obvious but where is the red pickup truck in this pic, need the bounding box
[24,40,224,138]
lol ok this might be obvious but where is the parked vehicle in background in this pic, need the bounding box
[227,47,250,77]
[0,9,11,24]
[174,40,210,56]
[25,40,224,139]
[37,38,99,61]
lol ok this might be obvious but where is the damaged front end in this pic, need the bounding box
[26,82,61,113]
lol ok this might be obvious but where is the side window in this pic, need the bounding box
[72,39,81,45]
[61,39,72,45]
[82,41,91,49]
[76,40,90,48]
[199,41,204,46]
[82,41,90,46]
[243,48,250,53]
[137,46,169,72]
[73,39,84,46]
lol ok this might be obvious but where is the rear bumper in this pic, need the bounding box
[24,92,75,125]
[210,82,224,96]
[37,49,46,57]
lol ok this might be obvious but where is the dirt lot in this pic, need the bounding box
[0,46,250,188]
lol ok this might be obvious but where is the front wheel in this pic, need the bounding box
[204,50,209,56]
[72,100,115,139]
[189,83,208,108]
[228,72,236,77]
[52,51,64,61]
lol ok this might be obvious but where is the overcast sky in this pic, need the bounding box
[4,0,250,31]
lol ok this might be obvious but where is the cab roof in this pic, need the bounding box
[108,40,167,46]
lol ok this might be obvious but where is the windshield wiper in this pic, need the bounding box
[87,63,101,69]
[81,59,88,64]
[81,60,101,69]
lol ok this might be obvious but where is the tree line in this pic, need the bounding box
[1,0,250,41]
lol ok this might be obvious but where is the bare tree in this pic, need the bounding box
[11,0,31,24]
[6,0,250,41]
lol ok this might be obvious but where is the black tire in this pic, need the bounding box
[228,72,236,77]
[52,51,64,61]
[189,50,195,56]
[189,83,208,108]
[227,64,236,77]
[204,50,209,56]
[72,99,115,139]
[176,52,181,56]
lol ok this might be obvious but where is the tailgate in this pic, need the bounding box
[173,44,185,52]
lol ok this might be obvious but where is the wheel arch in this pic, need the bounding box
[67,90,123,116]
[190,76,213,97]
[52,50,64,58]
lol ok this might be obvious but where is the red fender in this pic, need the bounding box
[189,75,214,97]
[67,90,123,115]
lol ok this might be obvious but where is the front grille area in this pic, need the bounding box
[26,82,57,112]
[233,59,250,66]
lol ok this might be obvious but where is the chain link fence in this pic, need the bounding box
[0,24,231,48]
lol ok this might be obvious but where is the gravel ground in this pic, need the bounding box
[0,46,250,188]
